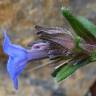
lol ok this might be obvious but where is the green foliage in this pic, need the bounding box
[52,58,90,82]
[52,7,96,82]
[74,36,83,52]
[61,7,96,43]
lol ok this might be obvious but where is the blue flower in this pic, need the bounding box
[3,32,49,89]
[3,32,28,89]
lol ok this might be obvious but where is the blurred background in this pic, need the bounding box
[0,0,96,96]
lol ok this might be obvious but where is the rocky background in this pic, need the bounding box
[0,0,96,96]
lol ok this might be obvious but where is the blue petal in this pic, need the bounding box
[7,56,27,89]
[7,57,18,89]
[3,32,28,89]
[3,31,27,57]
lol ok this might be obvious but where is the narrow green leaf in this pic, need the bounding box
[77,16,96,38]
[53,58,90,82]
[52,63,68,77]
[61,7,96,43]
